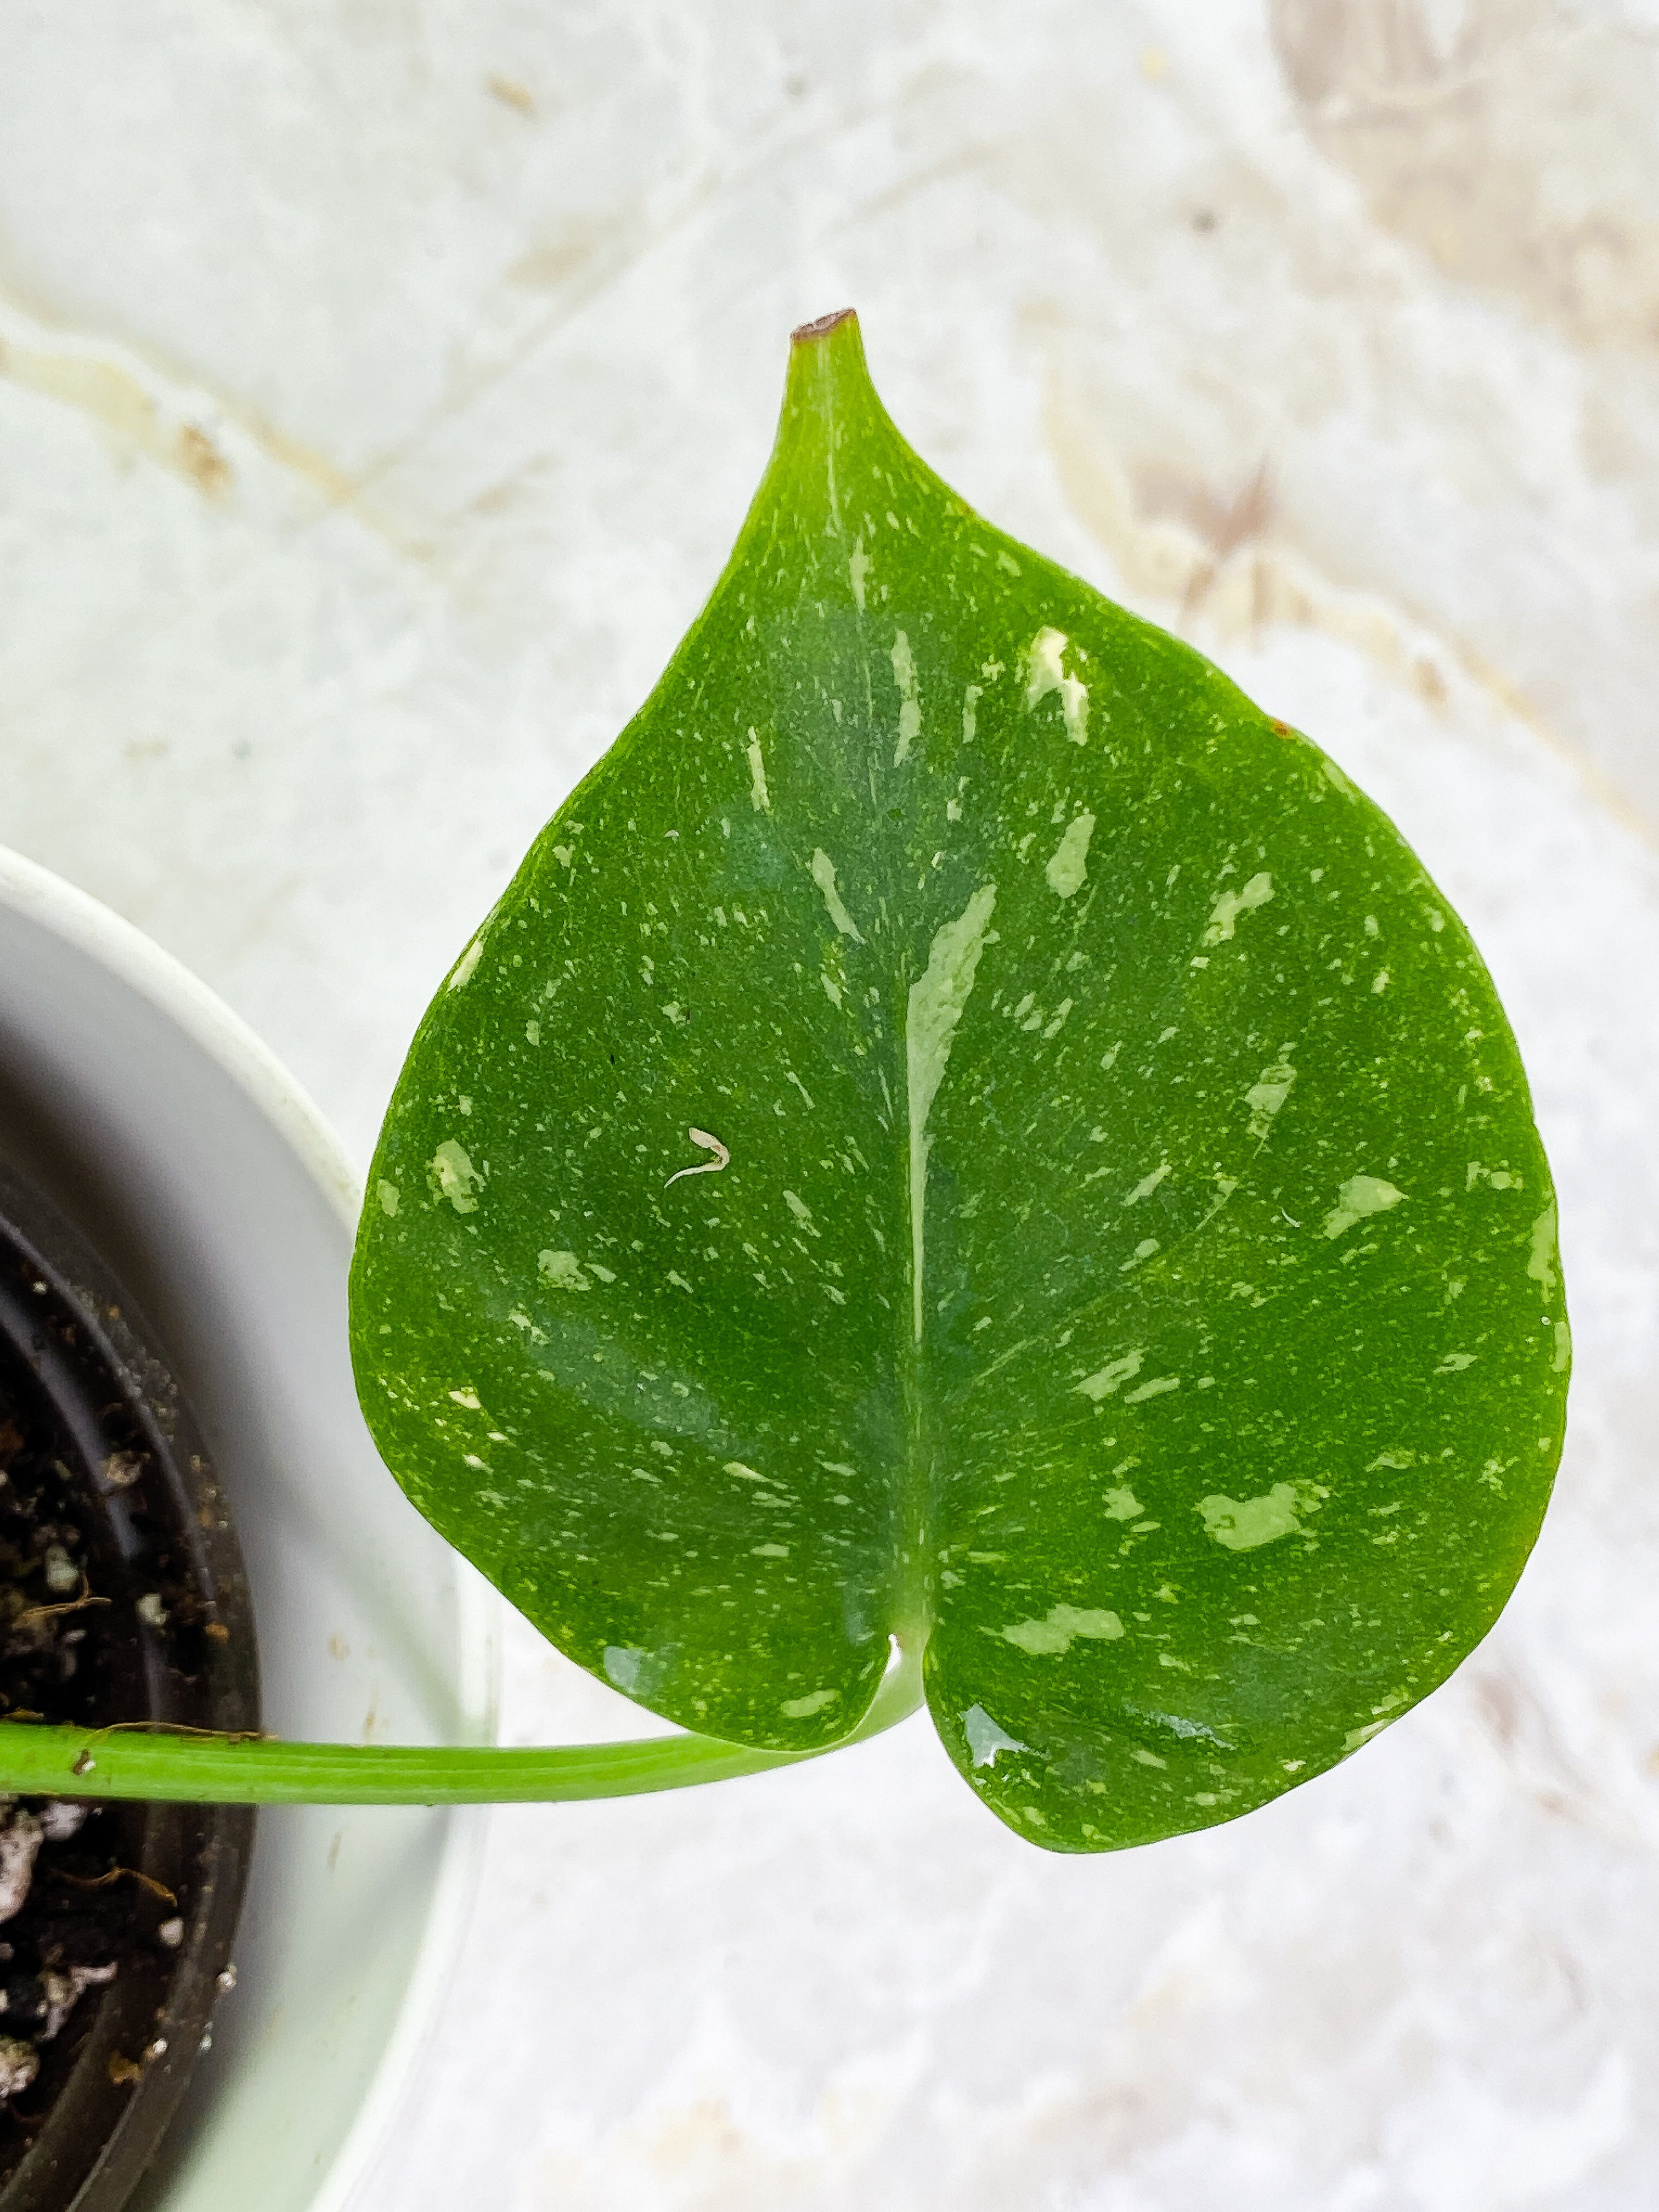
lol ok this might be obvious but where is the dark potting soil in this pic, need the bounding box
[0,1351,201,2129]
[0,1161,255,2210]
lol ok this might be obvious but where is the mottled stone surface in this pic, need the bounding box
[1,5,1656,2205]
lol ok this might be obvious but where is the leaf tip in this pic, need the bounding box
[782,307,874,416]
[789,306,858,344]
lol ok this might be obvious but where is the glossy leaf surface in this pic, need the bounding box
[349,312,1568,1851]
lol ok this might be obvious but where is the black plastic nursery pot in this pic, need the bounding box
[0,1164,257,2212]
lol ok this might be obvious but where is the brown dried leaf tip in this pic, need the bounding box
[791,308,855,343]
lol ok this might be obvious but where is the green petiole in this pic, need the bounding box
[0,1640,926,1805]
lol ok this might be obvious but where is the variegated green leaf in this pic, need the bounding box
[349,311,1567,1851]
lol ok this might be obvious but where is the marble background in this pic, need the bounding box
[2,3,1658,2205]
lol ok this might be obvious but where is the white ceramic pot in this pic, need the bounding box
[0,844,498,2212]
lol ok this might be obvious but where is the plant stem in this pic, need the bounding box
[0,1640,927,1805]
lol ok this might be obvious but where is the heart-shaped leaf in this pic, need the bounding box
[349,311,1567,1851]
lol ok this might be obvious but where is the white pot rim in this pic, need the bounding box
[0,842,499,2212]
[0,845,362,1228]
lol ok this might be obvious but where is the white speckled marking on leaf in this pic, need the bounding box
[891,629,921,764]
[746,732,770,811]
[431,1139,482,1214]
[1323,1175,1406,1239]
[1199,1484,1309,1551]
[1025,627,1089,743]
[810,849,865,943]
[1204,872,1274,945]
[1045,810,1096,897]
[1075,1350,1143,1401]
[906,883,997,1340]
[1002,1605,1124,1655]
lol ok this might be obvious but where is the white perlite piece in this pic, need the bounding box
[0,1811,42,1925]
[0,2039,36,2101]
[41,1963,117,2040]
[36,1802,85,1843]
